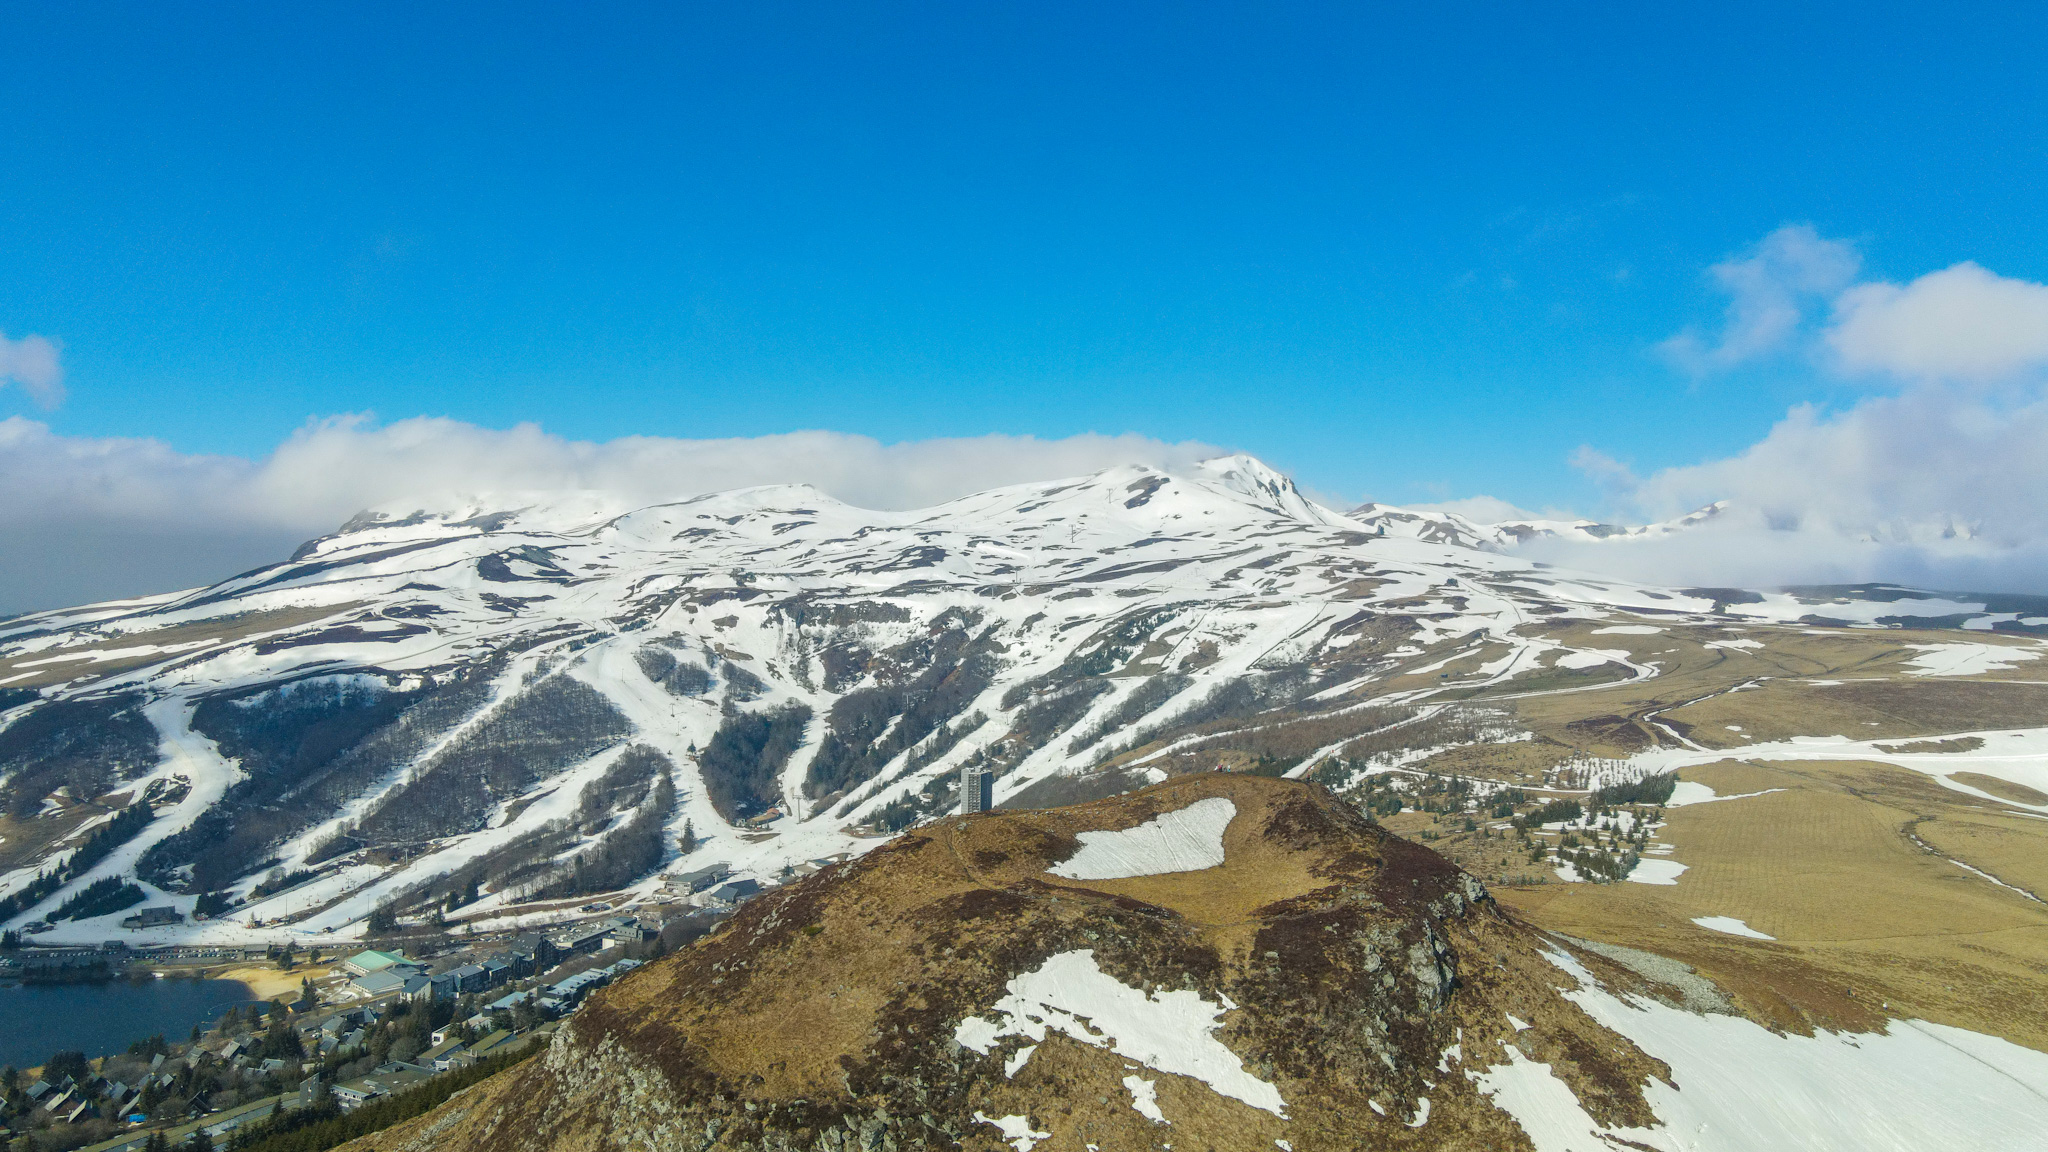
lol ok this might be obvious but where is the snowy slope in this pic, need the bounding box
[0,454,2028,946]
[1347,501,1728,550]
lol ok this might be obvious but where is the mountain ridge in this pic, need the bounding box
[1,454,2042,950]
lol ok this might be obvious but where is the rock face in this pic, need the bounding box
[357,775,1669,1152]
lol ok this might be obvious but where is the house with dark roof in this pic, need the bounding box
[706,879,763,906]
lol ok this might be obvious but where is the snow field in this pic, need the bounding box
[1628,728,2048,816]
[972,1112,1050,1152]
[1691,916,1773,940]
[1048,798,1236,880]
[1471,948,2048,1152]
[1123,1074,1166,1123]
[1625,859,1687,885]
[1903,641,2044,678]
[954,948,1287,1118]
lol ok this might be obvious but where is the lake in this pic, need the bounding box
[0,977,256,1069]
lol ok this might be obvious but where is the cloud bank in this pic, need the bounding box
[1523,228,2048,592]
[0,419,1219,614]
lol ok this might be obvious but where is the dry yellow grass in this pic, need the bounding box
[1914,810,2048,900]
[1412,738,1574,783]
[1491,623,2048,757]
[1949,771,2048,805]
[1664,679,2048,746]
[1490,756,2048,1052]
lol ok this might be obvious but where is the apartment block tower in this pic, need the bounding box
[960,764,994,814]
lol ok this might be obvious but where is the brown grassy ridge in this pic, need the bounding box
[347,775,1682,1152]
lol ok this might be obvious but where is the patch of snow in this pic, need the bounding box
[1473,948,2048,1152]
[1407,1097,1431,1127]
[1703,638,1763,650]
[1904,642,2042,678]
[953,949,1286,1116]
[1003,1045,1037,1077]
[1554,650,1617,670]
[1506,1014,1531,1031]
[973,1112,1051,1152]
[1942,858,2046,905]
[1665,781,1784,807]
[1124,1074,1167,1123]
[1048,798,1236,880]
[1627,859,1688,885]
[1592,625,1663,635]
[1437,1040,1461,1073]
[1692,915,1773,940]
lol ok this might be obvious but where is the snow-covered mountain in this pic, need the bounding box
[1347,499,1729,550]
[0,455,2033,946]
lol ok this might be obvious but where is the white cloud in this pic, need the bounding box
[0,417,1221,613]
[1498,231,2048,590]
[1407,495,1538,522]
[1828,261,2048,381]
[0,331,64,408]
[1517,387,2048,590]
[1568,445,1638,495]
[1658,225,1862,374]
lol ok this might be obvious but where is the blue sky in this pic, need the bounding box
[5,4,2048,610]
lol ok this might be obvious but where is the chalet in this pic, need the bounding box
[705,879,763,906]
[332,1078,394,1110]
[420,1037,468,1071]
[466,1030,514,1059]
[39,1087,76,1117]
